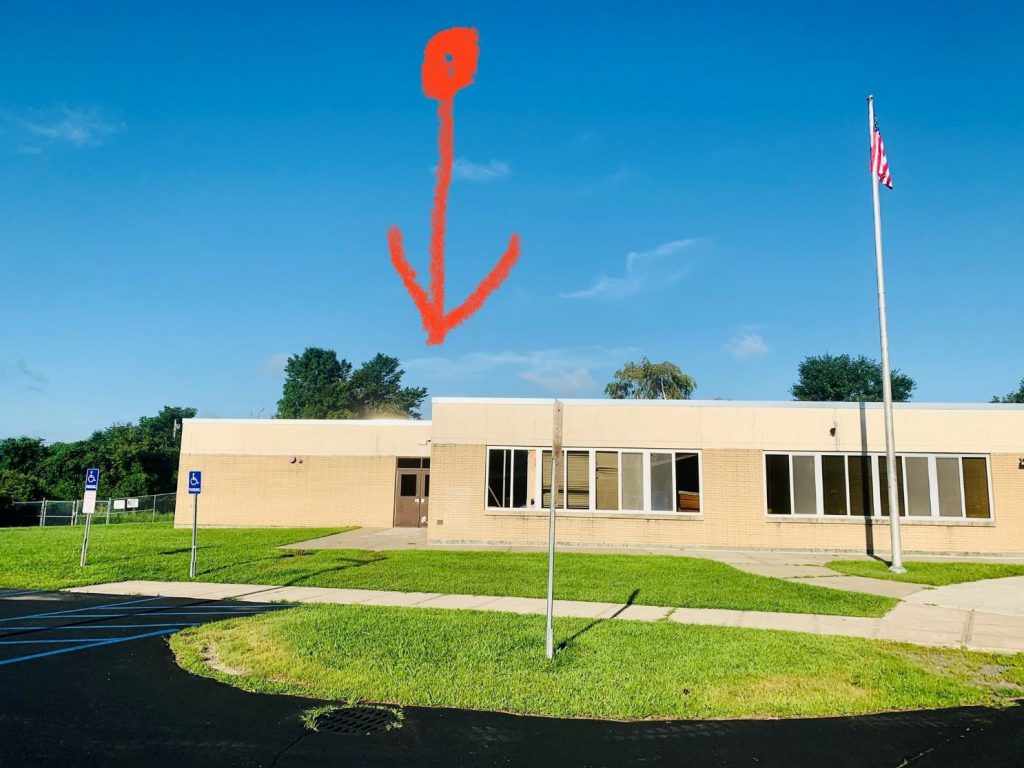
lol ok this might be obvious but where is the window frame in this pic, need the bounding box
[762,451,993,521]
[484,446,703,516]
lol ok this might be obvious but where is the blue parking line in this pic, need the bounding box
[0,638,110,645]
[0,596,164,624]
[0,629,179,667]
[1,623,200,632]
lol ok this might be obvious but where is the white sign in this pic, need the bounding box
[113,499,126,510]
[82,490,97,515]
[127,498,140,509]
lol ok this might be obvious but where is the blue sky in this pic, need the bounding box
[1,1,1021,441]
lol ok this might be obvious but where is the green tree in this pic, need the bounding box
[276,347,355,419]
[790,353,915,402]
[276,348,427,419]
[991,379,1024,404]
[605,357,697,400]
[349,354,428,418]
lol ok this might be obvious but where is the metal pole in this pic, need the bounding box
[40,499,46,527]
[189,494,198,578]
[545,400,563,659]
[867,95,905,574]
[80,511,92,566]
[105,498,111,525]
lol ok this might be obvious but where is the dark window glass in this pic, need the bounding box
[675,453,700,512]
[487,449,512,507]
[511,449,529,508]
[399,473,417,496]
[422,458,430,469]
[765,454,791,514]
[962,458,991,519]
[878,456,906,517]
[423,474,430,497]
[822,455,848,515]
[397,458,423,469]
[848,455,873,516]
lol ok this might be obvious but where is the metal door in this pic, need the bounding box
[394,470,428,527]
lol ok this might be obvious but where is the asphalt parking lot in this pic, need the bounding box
[0,589,1021,767]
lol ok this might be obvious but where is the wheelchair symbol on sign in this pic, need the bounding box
[189,475,199,487]
[87,471,98,484]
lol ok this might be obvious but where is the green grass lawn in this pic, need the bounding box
[170,604,1024,720]
[828,559,1024,586]
[0,524,896,616]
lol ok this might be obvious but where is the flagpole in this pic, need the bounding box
[867,95,905,573]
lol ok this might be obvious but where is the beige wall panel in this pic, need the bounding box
[179,418,431,457]
[431,399,1024,454]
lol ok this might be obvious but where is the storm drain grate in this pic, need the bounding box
[314,706,401,735]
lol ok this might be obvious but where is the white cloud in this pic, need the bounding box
[448,157,511,181]
[405,346,636,396]
[258,353,290,377]
[726,332,770,361]
[561,238,702,300]
[520,366,596,394]
[8,106,125,150]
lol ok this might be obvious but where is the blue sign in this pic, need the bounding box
[84,468,100,492]
[188,471,202,495]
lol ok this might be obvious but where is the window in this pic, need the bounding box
[566,451,590,510]
[848,456,873,517]
[962,458,991,519]
[595,451,618,511]
[822,455,848,516]
[621,452,644,510]
[675,453,701,512]
[905,456,932,517]
[486,448,533,508]
[651,453,674,512]
[485,447,700,514]
[877,456,906,517]
[765,452,991,520]
[765,454,791,515]
[792,455,817,515]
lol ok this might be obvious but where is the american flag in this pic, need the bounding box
[871,117,893,189]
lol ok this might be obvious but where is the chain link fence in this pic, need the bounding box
[10,493,176,527]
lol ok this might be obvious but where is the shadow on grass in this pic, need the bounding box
[557,588,640,652]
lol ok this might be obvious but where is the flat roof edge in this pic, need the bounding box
[185,418,432,425]
[430,397,1024,411]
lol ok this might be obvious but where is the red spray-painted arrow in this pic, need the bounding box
[387,27,521,346]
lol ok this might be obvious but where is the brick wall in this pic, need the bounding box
[174,453,396,528]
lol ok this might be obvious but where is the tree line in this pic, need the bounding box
[0,407,195,511]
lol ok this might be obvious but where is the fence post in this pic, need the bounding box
[105,498,111,524]
[152,494,157,522]
[40,499,47,527]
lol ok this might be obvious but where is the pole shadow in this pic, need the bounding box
[557,588,640,652]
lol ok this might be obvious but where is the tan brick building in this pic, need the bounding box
[176,398,1024,556]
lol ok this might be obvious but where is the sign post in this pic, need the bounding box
[188,471,202,578]
[545,400,563,660]
[79,468,100,567]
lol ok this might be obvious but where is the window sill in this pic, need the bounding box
[485,509,704,522]
[765,515,995,527]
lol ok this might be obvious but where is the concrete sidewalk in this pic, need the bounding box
[67,580,1024,655]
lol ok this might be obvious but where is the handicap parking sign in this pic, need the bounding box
[84,468,100,492]
[188,471,202,495]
